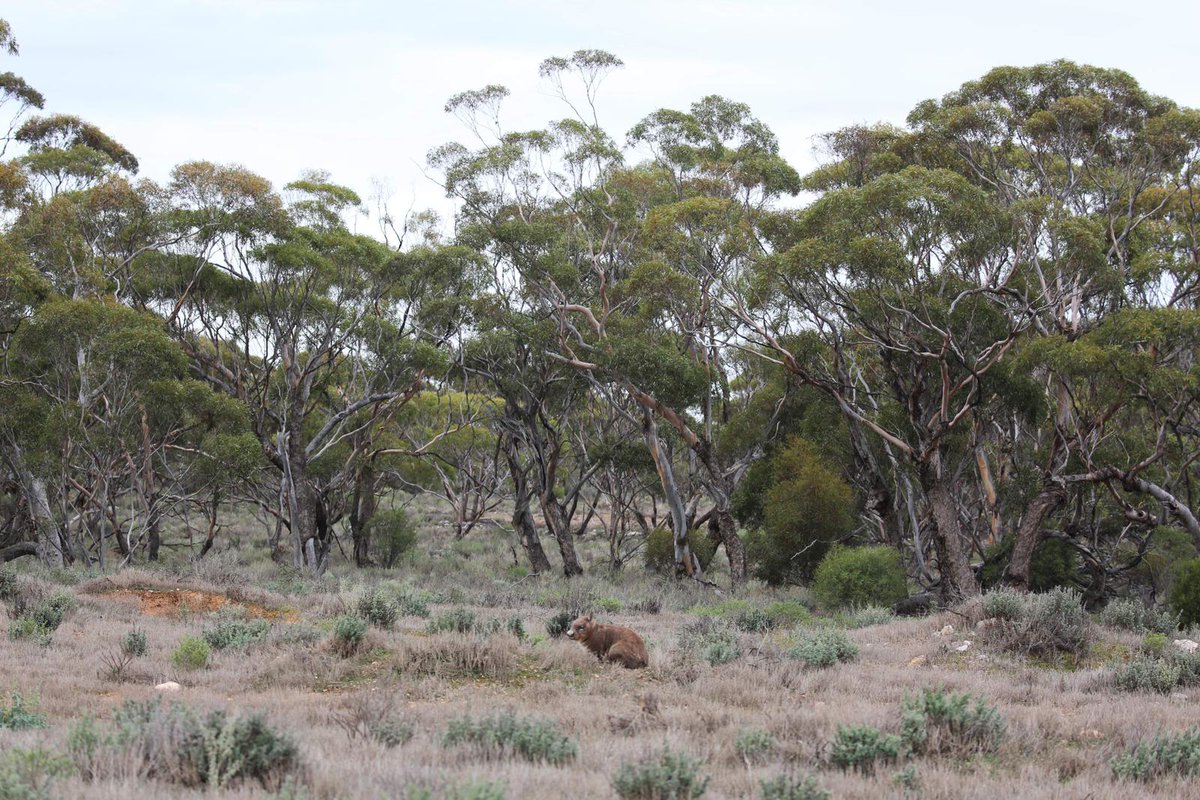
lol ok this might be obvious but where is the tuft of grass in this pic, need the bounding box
[787,629,858,668]
[1111,725,1200,780]
[172,635,211,670]
[759,772,830,800]
[612,745,710,799]
[441,712,577,765]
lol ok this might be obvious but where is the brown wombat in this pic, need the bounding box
[567,614,648,669]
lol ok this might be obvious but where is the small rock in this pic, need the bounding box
[155,681,182,692]
[1173,639,1199,654]
[939,624,954,637]
[908,655,928,667]
[954,640,972,653]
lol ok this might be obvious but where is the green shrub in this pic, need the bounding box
[393,591,431,619]
[898,688,1004,756]
[368,509,418,568]
[812,546,907,610]
[981,589,1025,621]
[172,636,211,670]
[406,781,508,800]
[612,745,710,799]
[735,728,776,765]
[788,629,858,668]
[1143,632,1169,655]
[357,589,399,629]
[1111,725,1200,780]
[842,605,895,628]
[90,700,299,789]
[0,567,16,603]
[735,609,775,633]
[764,600,813,626]
[891,765,921,791]
[546,611,573,638]
[979,536,1080,592]
[8,616,52,645]
[442,712,577,765]
[203,618,270,650]
[370,717,414,748]
[745,438,855,585]
[644,527,716,575]
[427,608,477,635]
[121,628,148,658]
[0,691,47,730]
[331,615,368,657]
[0,747,71,800]
[9,592,76,644]
[1100,598,1178,635]
[759,772,829,800]
[829,724,902,773]
[681,619,741,666]
[1169,558,1200,628]
[505,615,525,641]
[1110,650,1200,694]
[981,587,1092,659]
[598,597,624,613]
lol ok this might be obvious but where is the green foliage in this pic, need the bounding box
[979,536,1081,592]
[1142,632,1169,655]
[427,609,477,635]
[787,629,858,668]
[1111,726,1200,780]
[734,728,776,765]
[368,509,418,568]
[1114,655,1184,694]
[612,745,710,799]
[811,546,908,610]
[357,589,399,629]
[758,772,830,800]
[1169,559,1200,628]
[442,712,577,765]
[172,636,211,670]
[504,615,526,641]
[981,589,1025,621]
[644,527,716,575]
[763,600,813,626]
[0,748,71,800]
[407,781,507,800]
[121,628,147,657]
[841,605,895,628]
[979,587,1092,659]
[898,688,1005,756]
[0,692,46,730]
[735,608,775,633]
[370,717,414,748]
[203,617,270,650]
[8,592,75,643]
[1100,597,1178,636]
[745,438,854,585]
[331,615,368,658]
[829,725,902,773]
[546,611,573,638]
[0,568,16,604]
[598,596,624,613]
[681,619,741,666]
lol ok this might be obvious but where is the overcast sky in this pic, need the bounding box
[6,0,1200,224]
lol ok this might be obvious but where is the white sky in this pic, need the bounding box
[6,0,1200,227]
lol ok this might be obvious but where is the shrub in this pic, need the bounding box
[1100,598,1178,635]
[598,596,624,613]
[441,712,577,765]
[8,616,52,645]
[979,536,1080,592]
[0,567,16,603]
[1114,655,1183,694]
[331,615,368,657]
[829,724,902,773]
[0,747,71,800]
[735,609,775,633]
[644,527,716,575]
[407,781,507,800]
[370,716,414,748]
[735,728,776,765]
[842,605,895,628]
[203,617,270,650]
[612,745,710,799]
[812,546,907,610]
[981,587,1092,659]
[788,629,858,668]
[1111,725,1200,780]
[86,700,299,789]
[764,600,813,625]
[357,589,399,629]
[746,438,855,585]
[368,509,418,568]
[630,595,664,615]
[981,589,1025,621]
[546,611,573,638]
[9,592,76,643]
[384,586,431,618]
[172,636,211,670]
[0,691,47,730]
[680,619,741,666]
[504,615,525,641]
[759,772,830,800]
[427,608,477,635]
[898,688,1005,757]
[121,628,148,657]
[1169,558,1200,628]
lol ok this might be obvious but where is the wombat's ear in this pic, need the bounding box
[585,614,593,622]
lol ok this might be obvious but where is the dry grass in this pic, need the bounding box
[2,510,1198,798]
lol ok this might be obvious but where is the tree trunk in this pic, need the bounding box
[8,445,64,568]
[539,492,583,576]
[919,460,980,601]
[642,412,700,579]
[349,464,376,567]
[1004,481,1066,590]
[506,445,552,573]
[714,508,746,586]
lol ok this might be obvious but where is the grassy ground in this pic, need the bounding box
[1,504,1197,799]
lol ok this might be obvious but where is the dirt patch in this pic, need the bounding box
[99,588,298,621]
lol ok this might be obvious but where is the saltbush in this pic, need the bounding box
[427,608,477,635]
[612,745,710,799]
[203,617,270,650]
[735,609,775,633]
[735,728,776,765]
[829,724,902,773]
[368,509,418,568]
[0,747,71,800]
[787,629,858,668]
[546,611,572,638]
[121,628,148,658]
[899,688,1005,756]
[356,589,399,629]
[811,546,907,610]
[1111,726,1200,780]
[1099,598,1178,635]
[441,712,577,765]
[172,636,211,670]
[759,772,829,800]
[331,615,368,657]
[0,691,47,730]
[980,587,1091,659]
